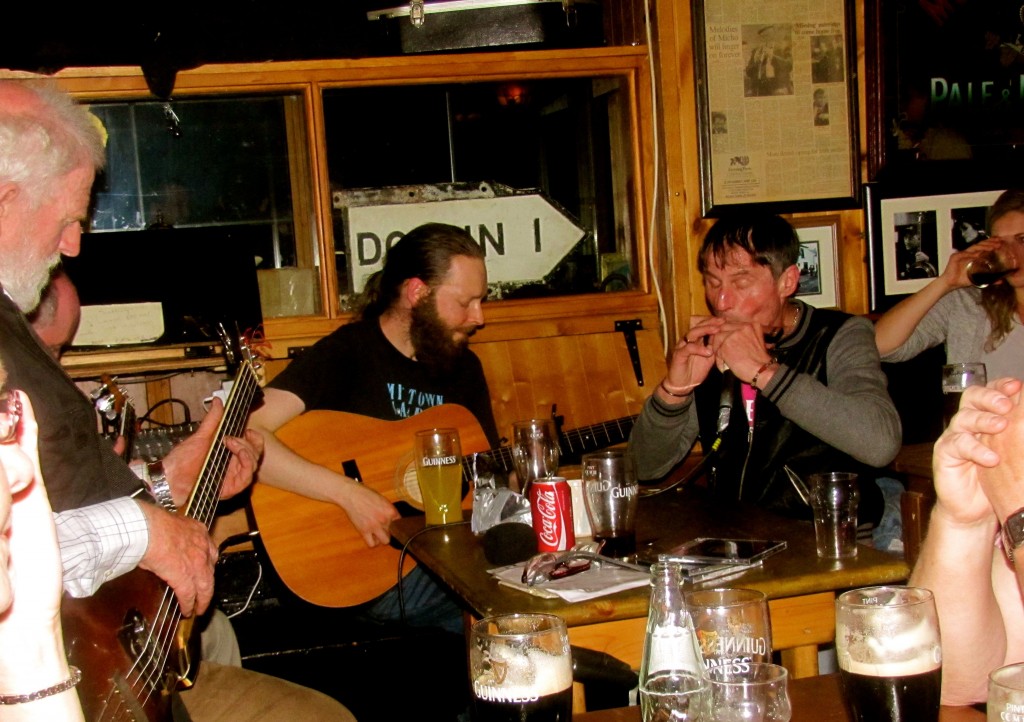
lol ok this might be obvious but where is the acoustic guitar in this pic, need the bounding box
[248,405,637,608]
[62,360,262,722]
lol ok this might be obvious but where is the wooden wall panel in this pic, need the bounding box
[476,329,666,439]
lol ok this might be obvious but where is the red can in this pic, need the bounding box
[529,477,576,552]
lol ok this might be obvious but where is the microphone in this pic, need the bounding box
[717,369,735,434]
[482,522,537,566]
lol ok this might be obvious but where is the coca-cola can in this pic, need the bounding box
[529,477,576,552]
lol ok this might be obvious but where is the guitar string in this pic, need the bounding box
[475,416,639,479]
[128,365,257,714]
[97,363,258,721]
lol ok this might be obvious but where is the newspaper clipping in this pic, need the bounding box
[702,0,853,206]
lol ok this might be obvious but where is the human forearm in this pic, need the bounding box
[769,367,901,467]
[768,319,902,467]
[254,430,399,548]
[875,278,955,356]
[910,506,1004,704]
[0,622,83,722]
[255,432,358,505]
[628,395,699,480]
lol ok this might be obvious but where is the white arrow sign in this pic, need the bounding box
[344,195,586,292]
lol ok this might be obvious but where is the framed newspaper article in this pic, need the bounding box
[693,0,860,216]
[864,184,1004,312]
[792,215,841,309]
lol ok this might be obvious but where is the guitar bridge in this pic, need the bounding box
[118,608,167,693]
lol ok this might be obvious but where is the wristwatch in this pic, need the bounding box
[1001,506,1024,565]
[145,461,177,513]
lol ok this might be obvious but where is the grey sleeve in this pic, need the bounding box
[879,293,957,363]
[761,316,903,468]
[627,393,701,480]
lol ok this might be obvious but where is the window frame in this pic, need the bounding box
[23,45,657,368]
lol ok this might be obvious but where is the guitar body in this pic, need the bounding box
[250,404,491,608]
[62,570,184,722]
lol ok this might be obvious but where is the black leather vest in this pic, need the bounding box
[0,290,141,512]
[694,307,877,519]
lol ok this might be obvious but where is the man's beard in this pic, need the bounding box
[0,246,59,313]
[410,295,474,374]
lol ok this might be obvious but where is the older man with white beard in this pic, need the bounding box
[0,80,353,721]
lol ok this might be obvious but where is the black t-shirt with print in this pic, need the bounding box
[269,319,500,447]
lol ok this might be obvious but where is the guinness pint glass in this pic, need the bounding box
[836,586,942,722]
[469,613,573,722]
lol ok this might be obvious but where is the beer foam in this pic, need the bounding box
[837,617,941,676]
[473,648,573,699]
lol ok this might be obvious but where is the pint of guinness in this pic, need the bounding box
[836,586,942,722]
[469,614,573,722]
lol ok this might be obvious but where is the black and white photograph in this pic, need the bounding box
[950,206,989,251]
[810,34,844,83]
[867,187,1004,309]
[797,241,821,295]
[893,210,939,281]
[742,24,795,98]
[793,217,840,308]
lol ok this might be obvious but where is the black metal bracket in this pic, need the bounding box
[614,319,644,387]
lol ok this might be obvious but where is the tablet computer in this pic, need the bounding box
[660,538,787,565]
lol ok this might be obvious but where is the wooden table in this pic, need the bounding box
[391,486,909,678]
[572,673,984,721]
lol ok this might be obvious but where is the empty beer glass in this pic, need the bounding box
[511,419,560,495]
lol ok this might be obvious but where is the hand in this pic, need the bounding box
[162,397,264,505]
[662,316,721,395]
[711,319,775,383]
[931,379,1021,527]
[336,480,400,548]
[976,380,1024,522]
[136,503,218,617]
[941,238,1003,290]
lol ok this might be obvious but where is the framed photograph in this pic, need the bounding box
[792,216,841,309]
[864,185,1004,311]
[692,0,860,216]
[865,0,1024,189]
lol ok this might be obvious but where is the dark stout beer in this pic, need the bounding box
[839,666,941,722]
[471,686,573,722]
[595,530,636,558]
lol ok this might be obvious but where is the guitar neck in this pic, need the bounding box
[460,414,639,481]
[185,362,261,529]
[558,415,637,463]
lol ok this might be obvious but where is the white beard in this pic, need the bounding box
[0,251,59,314]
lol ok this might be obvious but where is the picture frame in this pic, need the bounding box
[864,0,1024,189]
[792,215,841,309]
[692,0,860,216]
[864,184,1004,312]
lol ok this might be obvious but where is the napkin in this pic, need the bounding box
[489,560,650,602]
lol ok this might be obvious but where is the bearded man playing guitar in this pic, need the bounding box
[248,222,499,632]
[0,80,353,721]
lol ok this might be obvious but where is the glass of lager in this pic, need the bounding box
[469,613,574,722]
[836,586,942,722]
[413,427,463,526]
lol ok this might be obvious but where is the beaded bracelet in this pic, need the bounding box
[751,359,778,390]
[0,666,82,705]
